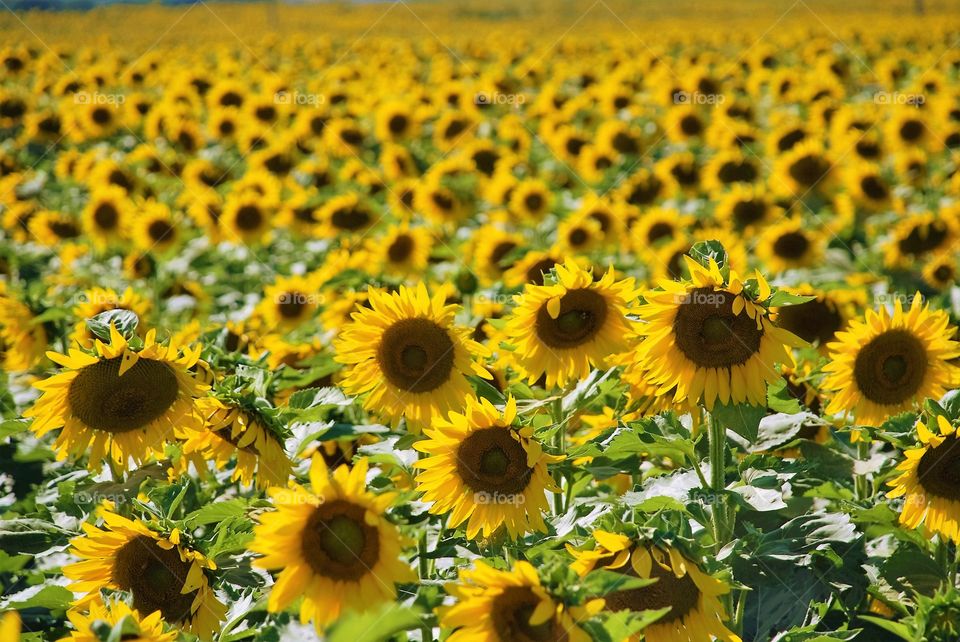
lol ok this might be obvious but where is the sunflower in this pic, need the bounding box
[884,213,957,268]
[504,260,639,389]
[772,285,852,348]
[256,274,321,332]
[567,531,741,642]
[81,186,130,249]
[470,225,524,285]
[70,287,151,349]
[755,219,824,273]
[370,223,433,277]
[334,283,491,427]
[503,250,565,288]
[0,612,18,641]
[440,560,595,642]
[556,214,602,254]
[0,291,47,371]
[319,193,378,238]
[715,184,779,232]
[772,140,835,196]
[132,201,179,254]
[888,414,960,542]
[634,256,805,411]
[249,456,415,632]
[24,325,206,470]
[28,210,82,246]
[179,396,292,490]
[63,511,225,640]
[631,208,691,251]
[413,396,560,540]
[922,253,957,290]
[509,179,553,220]
[220,193,273,245]
[59,598,176,642]
[822,294,960,427]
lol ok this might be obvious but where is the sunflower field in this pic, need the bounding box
[2,1,960,640]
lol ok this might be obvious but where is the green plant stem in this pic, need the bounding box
[418,532,429,580]
[733,588,747,635]
[855,438,870,500]
[551,397,565,515]
[707,413,729,549]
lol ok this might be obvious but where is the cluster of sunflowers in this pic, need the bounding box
[3,2,960,641]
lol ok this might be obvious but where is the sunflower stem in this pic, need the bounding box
[551,397,565,515]
[418,532,429,580]
[733,587,747,635]
[855,437,870,501]
[707,413,729,549]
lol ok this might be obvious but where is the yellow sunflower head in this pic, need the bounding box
[249,456,415,631]
[440,560,595,642]
[334,283,491,428]
[63,511,225,640]
[888,414,960,542]
[413,395,561,540]
[179,396,293,490]
[24,325,206,470]
[634,255,806,410]
[566,531,741,642]
[503,260,640,389]
[60,598,176,642]
[822,294,960,427]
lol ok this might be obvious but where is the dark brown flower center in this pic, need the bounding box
[898,222,948,257]
[775,298,842,345]
[68,357,179,433]
[490,586,562,642]
[535,288,607,349]
[917,433,960,500]
[331,205,372,231]
[853,329,928,405]
[93,203,119,230]
[788,153,830,188]
[388,234,415,263]
[235,205,264,231]
[603,549,701,624]
[525,258,558,286]
[113,535,196,624]
[456,427,532,496]
[673,288,763,368]
[301,500,380,581]
[772,231,810,260]
[377,317,455,393]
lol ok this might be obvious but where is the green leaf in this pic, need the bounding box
[0,584,73,611]
[767,377,802,414]
[767,291,816,307]
[711,402,765,443]
[0,418,30,438]
[0,518,71,554]
[326,602,423,642]
[183,499,248,528]
[288,386,353,410]
[688,239,728,273]
[85,309,139,342]
[857,616,912,641]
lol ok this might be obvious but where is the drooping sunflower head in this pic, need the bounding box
[414,395,561,540]
[25,325,206,470]
[635,255,805,410]
[823,294,960,427]
[180,396,293,490]
[61,598,176,642]
[63,511,225,640]
[888,414,960,542]
[334,283,491,428]
[567,531,741,642]
[250,456,415,631]
[440,560,594,642]
[504,260,639,389]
